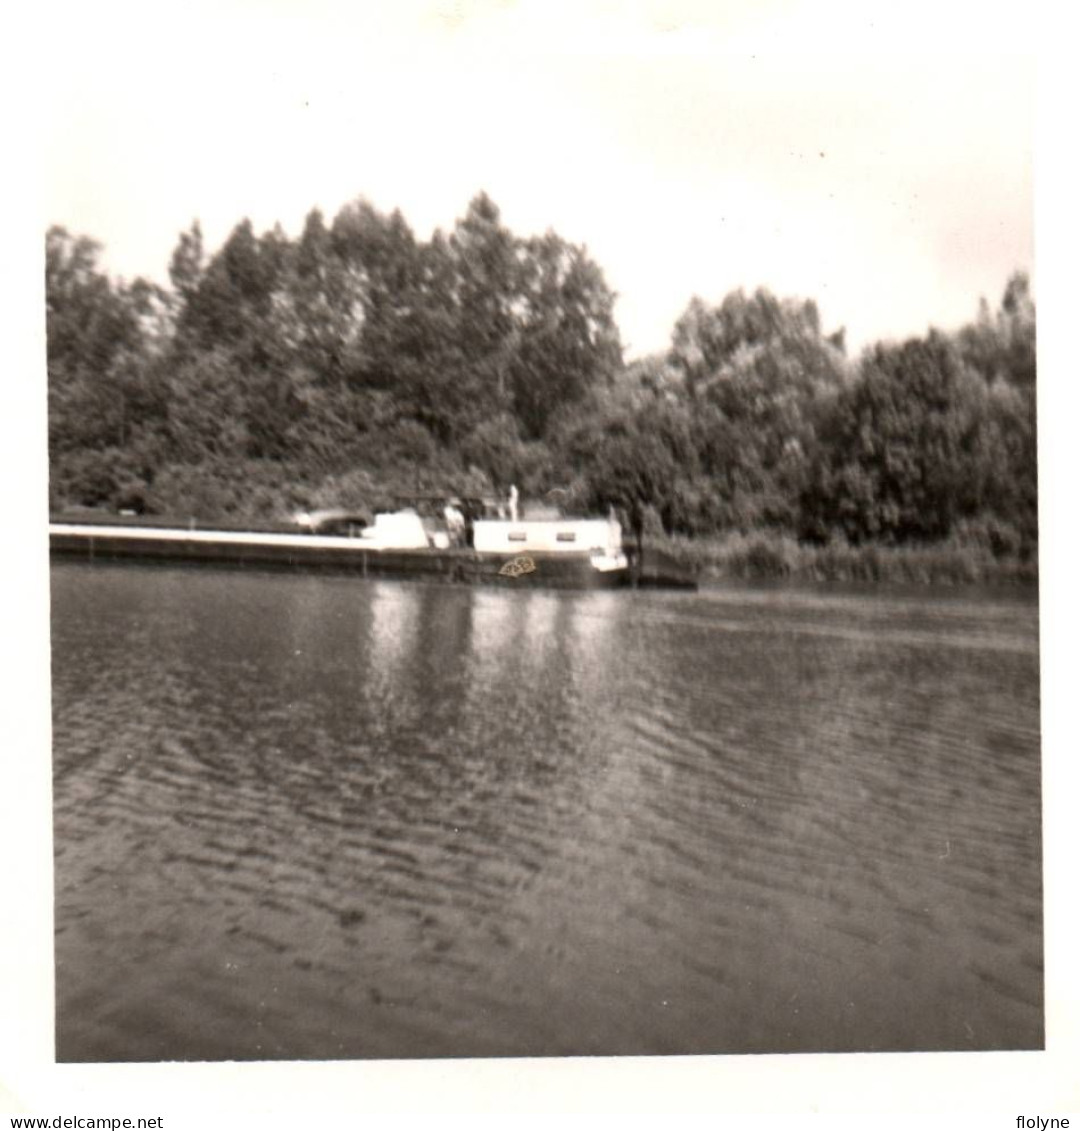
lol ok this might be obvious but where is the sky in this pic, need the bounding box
[40,0,1035,358]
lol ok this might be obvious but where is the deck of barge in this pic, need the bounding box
[48,515,698,590]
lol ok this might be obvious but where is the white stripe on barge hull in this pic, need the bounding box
[49,524,393,552]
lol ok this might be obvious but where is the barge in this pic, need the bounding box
[48,506,697,590]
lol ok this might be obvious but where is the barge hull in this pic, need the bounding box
[48,525,630,589]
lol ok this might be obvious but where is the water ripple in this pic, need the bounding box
[52,565,1042,1060]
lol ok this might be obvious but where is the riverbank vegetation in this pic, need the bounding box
[46,193,1037,584]
[651,532,1038,587]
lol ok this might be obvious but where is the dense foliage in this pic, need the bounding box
[46,194,1037,570]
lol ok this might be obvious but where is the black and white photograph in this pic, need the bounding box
[4,0,1076,1118]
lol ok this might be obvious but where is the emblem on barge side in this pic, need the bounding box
[498,554,536,578]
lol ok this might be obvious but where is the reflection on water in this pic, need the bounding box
[51,565,1042,1060]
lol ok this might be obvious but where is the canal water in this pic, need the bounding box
[50,563,1042,1060]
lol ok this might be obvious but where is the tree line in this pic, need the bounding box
[46,192,1037,564]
